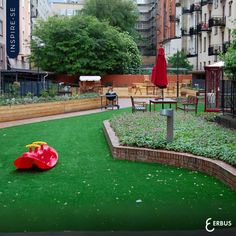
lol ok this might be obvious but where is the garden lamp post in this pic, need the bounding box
[176,50,180,98]
[36,42,45,81]
[160,109,174,142]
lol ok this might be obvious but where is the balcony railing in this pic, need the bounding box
[182,7,191,14]
[186,53,198,58]
[181,29,190,36]
[176,0,181,7]
[209,16,226,27]
[169,15,180,22]
[183,49,197,57]
[190,3,202,12]
[201,0,213,6]
[189,27,198,35]
[208,44,223,55]
[197,22,211,32]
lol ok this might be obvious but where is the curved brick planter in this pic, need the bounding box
[103,120,236,191]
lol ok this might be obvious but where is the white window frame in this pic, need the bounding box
[0,20,3,36]
[0,45,3,62]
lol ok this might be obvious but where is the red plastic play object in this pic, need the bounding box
[14,141,58,170]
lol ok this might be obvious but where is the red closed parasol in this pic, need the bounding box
[151,47,168,98]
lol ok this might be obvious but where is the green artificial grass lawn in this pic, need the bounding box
[0,107,236,232]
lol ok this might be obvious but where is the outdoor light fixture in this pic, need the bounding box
[160,109,174,142]
[37,42,45,80]
[176,50,180,98]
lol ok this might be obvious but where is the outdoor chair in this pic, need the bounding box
[130,96,147,113]
[177,95,199,114]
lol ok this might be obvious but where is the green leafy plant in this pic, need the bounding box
[30,14,141,75]
[168,51,193,70]
[40,90,49,98]
[26,92,33,98]
[0,93,100,106]
[82,0,139,40]
[110,112,236,166]
[221,23,236,80]
[9,82,20,97]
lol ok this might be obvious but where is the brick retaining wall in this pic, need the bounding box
[103,120,236,191]
[101,74,192,87]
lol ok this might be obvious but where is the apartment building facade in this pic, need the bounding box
[6,0,52,70]
[31,0,53,21]
[50,0,84,16]
[162,0,236,71]
[161,0,182,58]
[135,0,157,58]
[8,0,31,69]
[198,0,235,70]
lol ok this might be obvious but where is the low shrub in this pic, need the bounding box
[197,112,221,122]
[0,93,100,106]
[110,112,236,166]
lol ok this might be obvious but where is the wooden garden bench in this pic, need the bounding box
[130,96,147,113]
[177,95,199,114]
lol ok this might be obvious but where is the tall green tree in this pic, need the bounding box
[30,15,141,75]
[221,28,236,80]
[167,51,193,70]
[82,0,139,39]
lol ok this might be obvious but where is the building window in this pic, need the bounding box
[214,0,218,9]
[204,37,206,52]
[0,0,3,8]
[215,27,218,35]
[137,0,145,4]
[229,1,232,17]
[204,61,206,68]
[0,20,3,36]
[67,9,74,16]
[199,37,202,53]
[0,46,2,59]
[208,61,211,65]
[214,55,217,62]
[60,9,66,15]
[200,62,202,70]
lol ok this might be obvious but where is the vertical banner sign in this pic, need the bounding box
[6,0,20,58]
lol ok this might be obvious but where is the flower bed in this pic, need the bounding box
[0,94,101,122]
[103,120,236,191]
[0,93,99,106]
[110,112,236,166]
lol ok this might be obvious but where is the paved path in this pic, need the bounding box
[0,98,148,129]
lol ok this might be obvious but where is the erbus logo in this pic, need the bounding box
[205,218,232,232]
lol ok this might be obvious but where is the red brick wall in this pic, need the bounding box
[101,74,147,87]
[54,74,193,87]
[101,74,192,87]
[55,74,79,85]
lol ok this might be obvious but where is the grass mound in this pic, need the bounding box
[110,112,236,166]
